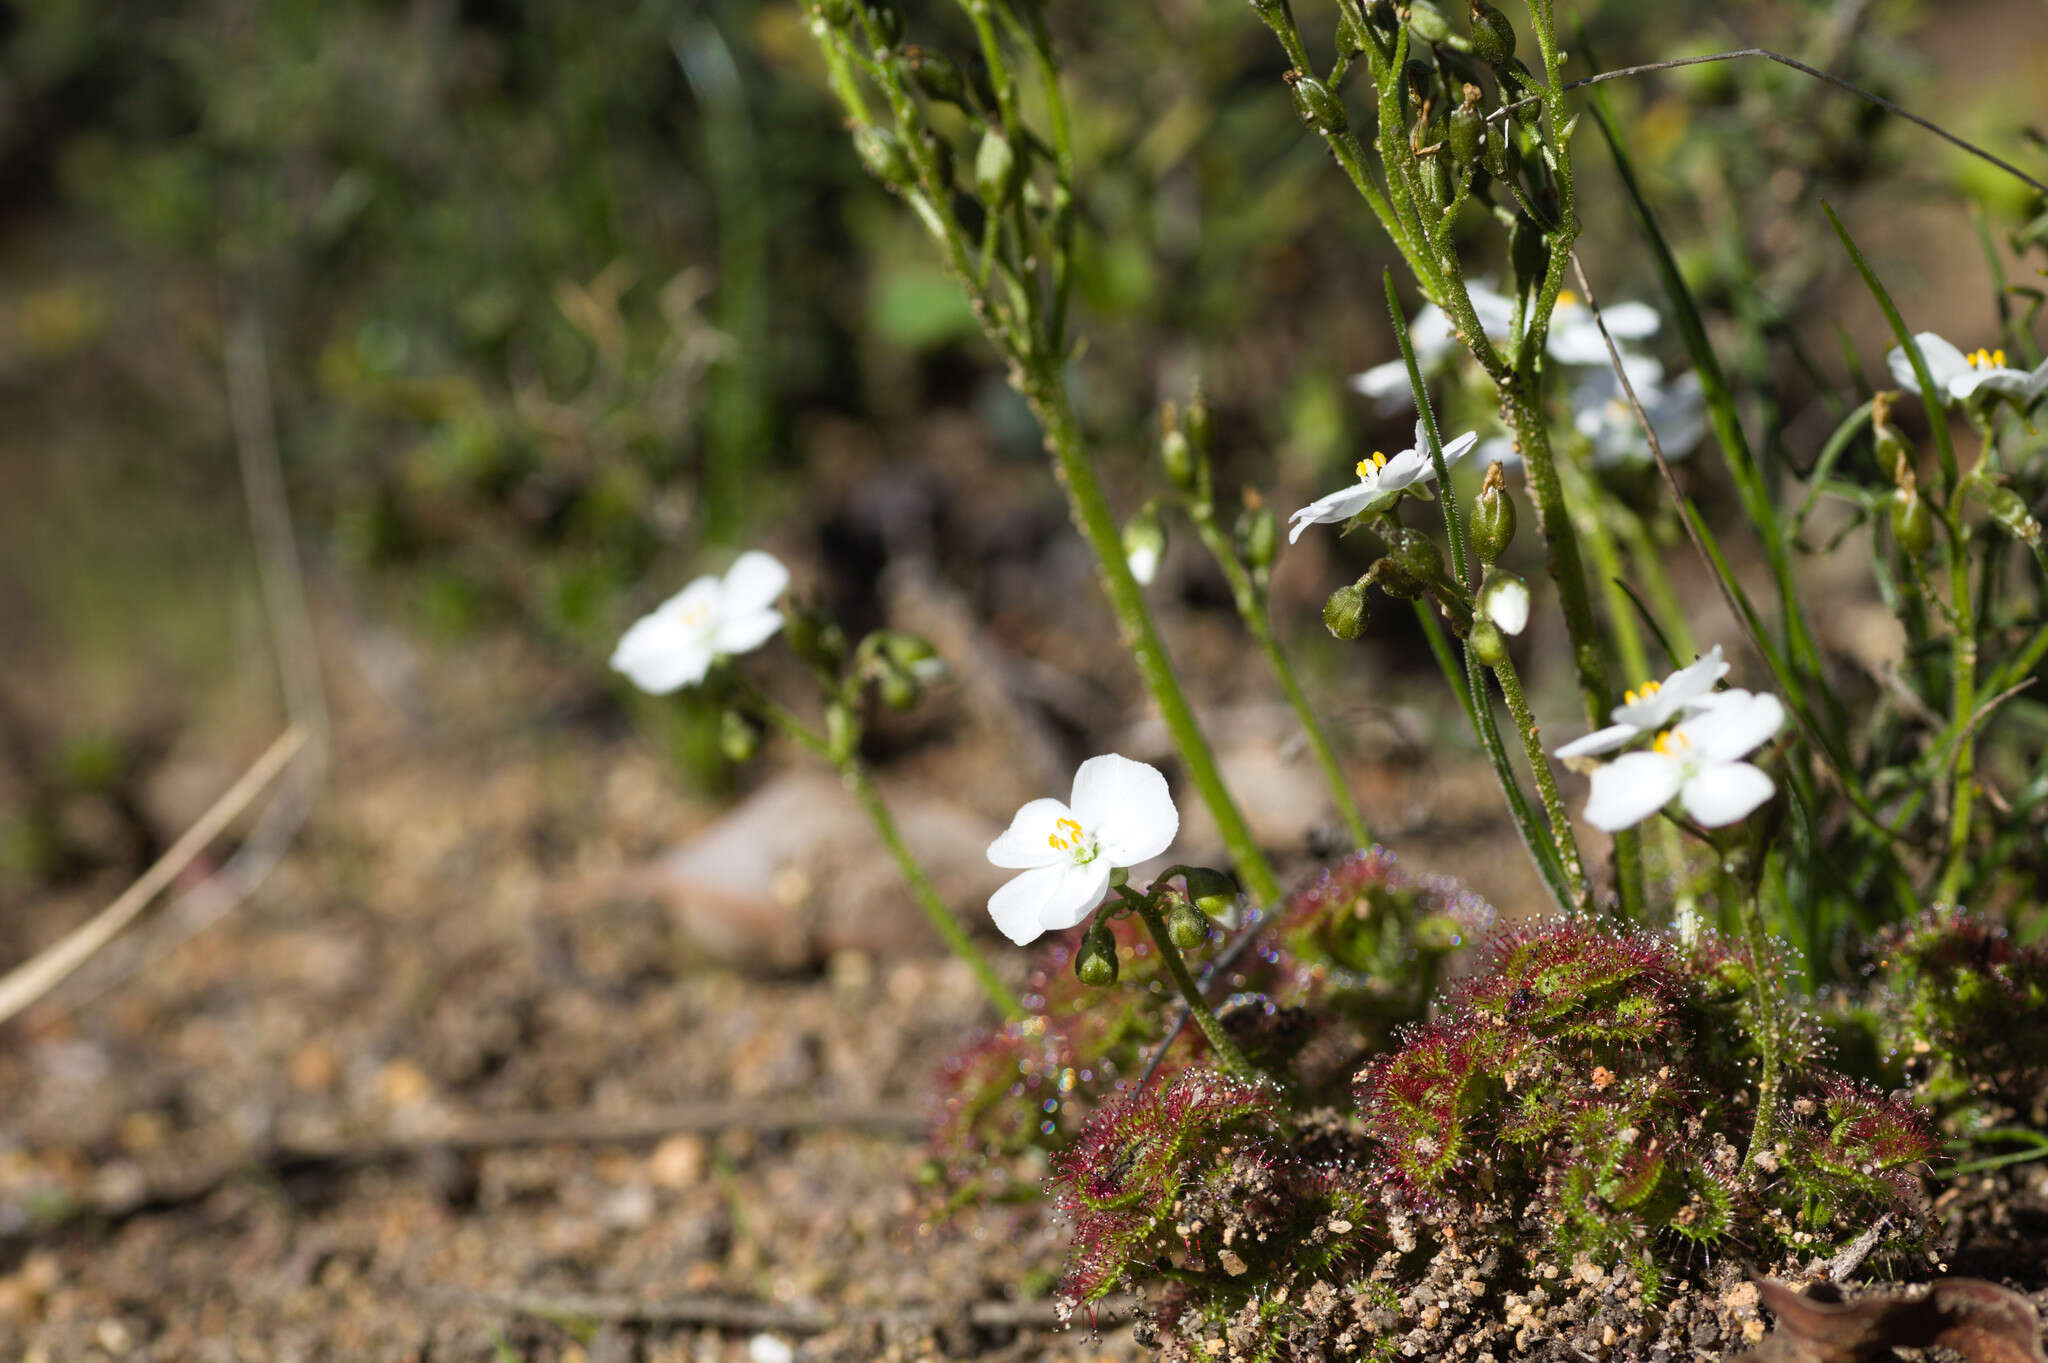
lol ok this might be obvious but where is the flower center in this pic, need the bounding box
[1968,347,2007,370]
[1047,816,1096,862]
[1354,451,1389,480]
[1623,678,1663,707]
[1651,728,1690,756]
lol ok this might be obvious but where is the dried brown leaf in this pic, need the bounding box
[1744,1277,2046,1363]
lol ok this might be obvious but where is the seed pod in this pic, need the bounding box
[1236,502,1279,574]
[1982,484,2043,545]
[719,710,760,763]
[1468,0,1515,66]
[1385,525,1450,589]
[1161,419,1198,494]
[1473,459,1516,563]
[904,47,965,106]
[1289,74,1348,133]
[1183,868,1239,918]
[1325,580,1372,638]
[1469,617,1508,668]
[854,125,913,189]
[1890,484,1933,560]
[973,129,1022,206]
[1448,83,1484,174]
[1364,556,1426,601]
[1167,896,1210,951]
[1074,919,1119,987]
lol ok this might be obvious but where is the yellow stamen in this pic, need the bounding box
[1623,678,1662,708]
[1968,347,2008,370]
[1651,729,1689,756]
[1354,451,1389,479]
[1557,289,1580,307]
[1047,816,1085,853]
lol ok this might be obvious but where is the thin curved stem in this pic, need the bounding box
[1132,897,1257,1079]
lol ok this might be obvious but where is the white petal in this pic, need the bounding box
[1375,450,1434,492]
[1465,283,1517,336]
[610,578,720,694]
[712,605,784,657]
[1952,365,2033,400]
[1679,761,1775,827]
[1555,723,1639,759]
[720,551,790,613]
[1439,430,1479,467]
[1288,484,1376,542]
[1887,333,1969,400]
[987,797,1074,869]
[1583,751,1685,832]
[1678,690,1784,763]
[1034,860,1115,936]
[1350,361,1417,406]
[1484,577,1531,635]
[1411,304,1458,356]
[986,862,1095,946]
[1601,301,1662,340]
[1127,541,1162,585]
[1069,754,1178,866]
[1612,643,1730,726]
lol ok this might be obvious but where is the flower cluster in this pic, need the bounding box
[1553,645,1786,832]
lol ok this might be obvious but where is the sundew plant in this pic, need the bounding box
[615,1,2048,1357]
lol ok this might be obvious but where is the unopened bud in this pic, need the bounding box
[786,607,848,673]
[1324,580,1372,638]
[1890,484,1933,560]
[1167,896,1210,951]
[973,129,1021,206]
[1288,73,1348,133]
[1474,459,1516,562]
[1184,393,1214,458]
[878,665,919,711]
[1874,418,1911,485]
[854,125,913,189]
[1123,505,1167,586]
[1468,0,1515,66]
[1406,0,1457,47]
[1183,867,1239,918]
[719,710,760,763]
[878,631,945,684]
[904,47,965,105]
[1469,618,1508,668]
[1074,919,1119,987]
[1384,526,1450,589]
[1236,501,1279,573]
[862,0,904,48]
[1480,569,1531,635]
[1448,84,1483,172]
[825,701,859,763]
[1161,422,1198,494]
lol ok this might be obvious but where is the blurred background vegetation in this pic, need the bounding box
[2,0,2043,906]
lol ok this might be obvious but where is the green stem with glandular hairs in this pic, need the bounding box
[1128,893,1257,1079]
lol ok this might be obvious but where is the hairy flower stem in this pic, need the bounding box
[1187,505,1371,849]
[1936,505,1978,904]
[1028,382,1284,907]
[738,683,1024,1020]
[1725,850,1783,1173]
[1130,896,1257,1079]
[1489,654,1589,906]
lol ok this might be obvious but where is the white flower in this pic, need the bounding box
[1350,283,1517,410]
[1287,420,1480,544]
[1547,293,1661,366]
[1571,359,1707,467]
[1482,573,1531,635]
[1581,689,1785,831]
[1886,332,2048,407]
[610,551,790,694]
[1553,645,1731,759]
[984,754,1179,946]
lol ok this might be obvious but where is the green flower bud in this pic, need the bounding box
[1288,74,1348,133]
[786,607,849,674]
[904,46,965,106]
[1890,484,1933,560]
[1167,896,1210,951]
[1384,525,1450,589]
[1123,504,1167,586]
[1236,502,1279,574]
[1364,556,1426,601]
[1473,459,1516,563]
[1324,580,1372,639]
[878,631,945,683]
[1982,484,2043,546]
[1467,0,1515,66]
[825,701,859,763]
[1184,394,1214,459]
[1412,911,1468,953]
[1469,617,1508,668]
[878,665,919,711]
[719,709,761,764]
[815,0,857,26]
[862,0,904,48]
[1183,867,1239,918]
[1074,919,1119,987]
[1161,423,1198,494]
[973,129,1022,206]
[1406,0,1457,47]
[854,125,913,189]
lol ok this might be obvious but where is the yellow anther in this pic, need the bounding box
[1968,347,2007,370]
[1047,817,1084,853]
[1558,289,1580,307]
[1624,689,1639,706]
[1651,729,1689,756]
[1355,451,1389,479]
